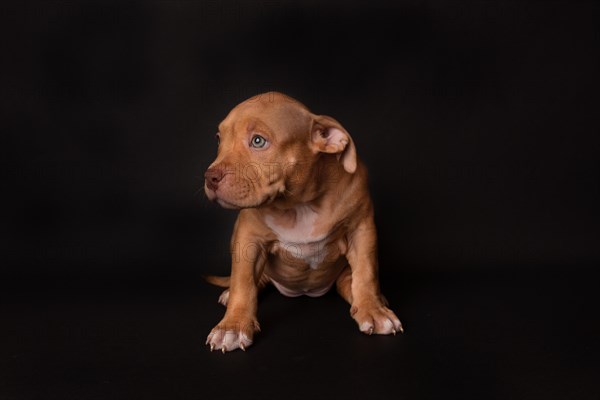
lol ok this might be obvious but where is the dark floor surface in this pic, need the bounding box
[1,265,598,400]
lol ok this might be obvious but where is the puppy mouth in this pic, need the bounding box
[216,195,275,209]
[215,197,242,209]
[204,185,232,207]
[205,184,280,209]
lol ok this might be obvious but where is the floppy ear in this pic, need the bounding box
[310,115,357,174]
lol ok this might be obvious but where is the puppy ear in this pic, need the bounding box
[311,115,357,174]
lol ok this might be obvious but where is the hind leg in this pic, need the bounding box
[218,273,271,307]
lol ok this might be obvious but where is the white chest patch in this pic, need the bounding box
[265,205,328,269]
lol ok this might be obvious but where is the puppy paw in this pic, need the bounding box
[206,317,260,353]
[218,289,229,307]
[351,303,403,335]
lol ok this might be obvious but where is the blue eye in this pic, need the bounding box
[250,135,267,148]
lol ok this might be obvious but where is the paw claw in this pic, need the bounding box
[206,320,257,353]
[353,303,402,336]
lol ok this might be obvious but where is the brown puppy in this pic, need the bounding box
[204,92,402,352]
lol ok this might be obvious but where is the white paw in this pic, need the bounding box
[353,305,403,335]
[218,289,230,307]
[206,329,253,353]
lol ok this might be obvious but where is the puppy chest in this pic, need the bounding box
[272,239,331,269]
[264,206,340,269]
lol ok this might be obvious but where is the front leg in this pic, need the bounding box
[345,213,403,335]
[206,219,266,353]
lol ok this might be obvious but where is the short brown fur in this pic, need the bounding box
[204,92,402,352]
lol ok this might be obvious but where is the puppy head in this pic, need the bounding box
[204,92,356,209]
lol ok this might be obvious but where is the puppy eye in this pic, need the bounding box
[215,133,220,145]
[250,135,268,149]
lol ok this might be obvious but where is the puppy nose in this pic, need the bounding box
[205,167,224,191]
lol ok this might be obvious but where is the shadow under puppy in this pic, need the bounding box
[204,92,402,353]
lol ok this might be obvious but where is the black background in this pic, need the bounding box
[2,1,599,399]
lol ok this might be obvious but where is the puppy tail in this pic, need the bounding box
[203,275,231,288]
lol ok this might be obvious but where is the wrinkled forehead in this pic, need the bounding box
[218,95,313,140]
